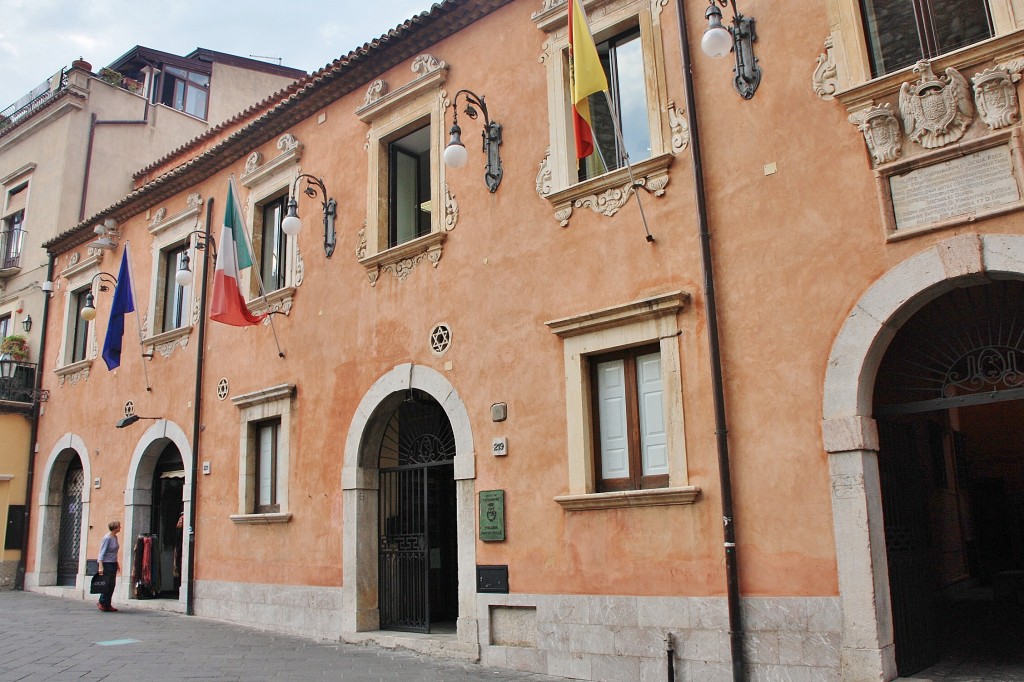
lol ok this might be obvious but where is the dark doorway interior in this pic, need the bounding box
[874,281,1024,678]
[377,392,459,633]
[134,443,184,599]
[56,458,84,587]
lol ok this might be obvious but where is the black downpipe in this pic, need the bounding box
[675,2,744,679]
[186,198,214,616]
[15,254,56,590]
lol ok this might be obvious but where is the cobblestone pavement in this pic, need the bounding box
[0,592,565,682]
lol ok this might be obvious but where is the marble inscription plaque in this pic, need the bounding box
[889,145,1020,231]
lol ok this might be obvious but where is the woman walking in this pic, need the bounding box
[97,521,121,612]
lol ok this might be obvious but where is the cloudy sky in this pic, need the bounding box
[0,0,436,110]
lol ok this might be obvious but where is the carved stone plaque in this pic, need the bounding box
[889,145,1020,231]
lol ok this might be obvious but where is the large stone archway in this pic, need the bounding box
[30,433,91,590]
[341,363,477,648]
[123,419,193,609]
[821,234,1024,680]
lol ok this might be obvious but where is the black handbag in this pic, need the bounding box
[90,572,111,594]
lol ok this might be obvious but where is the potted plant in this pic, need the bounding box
[98,68,123,87]
[0,334,29,360]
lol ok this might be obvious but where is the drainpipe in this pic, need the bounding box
[79,99,151,222]
[15,254,55,590]
[186,198,213,615]
[675,2,744,679]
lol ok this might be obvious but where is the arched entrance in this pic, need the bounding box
[823,234,1024,681]
[873,279,1024,676]
[124,420,192,607]
[56,458,84,587]
[33,435,91,589]
[341,363,477,642]
[377,391,458,632]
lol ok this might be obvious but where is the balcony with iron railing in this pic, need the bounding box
[0,227,25,276]
[0,69,70,132]
[0,361,42,411]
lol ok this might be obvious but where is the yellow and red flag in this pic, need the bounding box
[568,0,608,160]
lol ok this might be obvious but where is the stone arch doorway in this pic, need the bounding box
[377,390,458,632]
[823,234,1024,681]
[124,420,192,608]
[873,278,1024,676]
[342,364,477,643]
[33,434,91,589]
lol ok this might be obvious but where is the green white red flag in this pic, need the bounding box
[210,179,265,327]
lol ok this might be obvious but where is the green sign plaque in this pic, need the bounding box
[479,490,505,542]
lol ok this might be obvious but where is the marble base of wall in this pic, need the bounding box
[195,580,344,640]
[0,560,17,590]
[477,594,842,682]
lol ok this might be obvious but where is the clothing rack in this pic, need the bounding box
[132,533,161,599]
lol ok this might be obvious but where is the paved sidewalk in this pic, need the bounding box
[0,592,564,682]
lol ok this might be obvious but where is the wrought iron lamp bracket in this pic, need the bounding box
[451,89,503,193]
[287,174,337,258]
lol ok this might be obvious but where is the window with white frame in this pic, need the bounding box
[388,124,433,248]
[153,65,210,119]
[2,183,28,271]
[355,53,450,285]
[591,344,668,492]
[239,133,304,310]
[546,291,698,510]
[254,418,281,513]
[578,25,652,182]
[0,313,10,340]
[533,0,676,226]
[145,195,201,355]
[254,193,289,294]
[230,383,295,523]
[160,244,190,332]
[69,287,91,363]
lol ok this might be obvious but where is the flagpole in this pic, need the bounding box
[123,241,152,391]
[600,91,655,243]
[230,176,285,359]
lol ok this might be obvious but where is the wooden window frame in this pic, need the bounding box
[161,244,189,332]
[254,419,280,514]
[589,343,668,492]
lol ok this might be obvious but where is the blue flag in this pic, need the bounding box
[102,248,135,370]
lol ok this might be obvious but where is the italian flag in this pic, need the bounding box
[210,180,265,327]
[568,0,608,160]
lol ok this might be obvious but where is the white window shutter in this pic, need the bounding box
[636,352,668,476]
[596,359,629,479]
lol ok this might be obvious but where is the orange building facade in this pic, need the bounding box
[22,1,1024,680]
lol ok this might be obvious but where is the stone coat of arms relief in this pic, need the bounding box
[845,58,1024,166]
[899,61,974,149]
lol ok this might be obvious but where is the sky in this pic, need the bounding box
[0,0,438,110]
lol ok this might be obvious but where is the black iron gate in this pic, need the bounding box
[57,460,84,587]
[378,396,456,633]
[878,420,936,676]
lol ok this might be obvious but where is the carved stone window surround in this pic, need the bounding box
[876,128,1024,242]
[239,134,305,305]
[546,152,672,227]
[143,325,192,358]
[534,0,675,226]
[148,195,202,337]
[229,512,293,525]
[248,285,297,318]
[546,291,695,500]
[359,54,450,284]
[232,383,296,518]
[53,358,91,385]
[819,2,1022,98]
[58,257,101,369]
[239,134,303,188]
[148,199,201,237]
[359,231,446,286]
